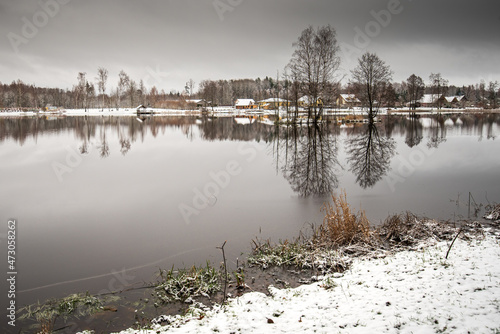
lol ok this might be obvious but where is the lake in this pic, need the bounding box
[0,113,499,317]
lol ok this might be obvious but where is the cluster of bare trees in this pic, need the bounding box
[1,24,499,113]
[349,52,393,117]
[387,74,499,110]
[0,80,70,110]
[0,72,184,110]
[72,69,151,110]
[287,25,341,120]
[197,77,286,107]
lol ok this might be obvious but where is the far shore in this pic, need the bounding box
[0,106,499,118]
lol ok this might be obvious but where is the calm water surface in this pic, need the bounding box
[0,113,499,312]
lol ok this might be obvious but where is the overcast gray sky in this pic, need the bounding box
[1,0,499,93]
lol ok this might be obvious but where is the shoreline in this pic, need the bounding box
[112,217,500,334]
[114,228,499,334]
[15,210,500,334]
[1,107,499,118]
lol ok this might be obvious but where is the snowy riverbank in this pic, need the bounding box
[110,230,500,334]
[0,107,494,118]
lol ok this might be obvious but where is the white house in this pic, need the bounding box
[298,96,323,107]
[419,94,445,107]
[444,95,467,107]
[337,94,361,107]
[257,98,290,110]
[235,99,257,109]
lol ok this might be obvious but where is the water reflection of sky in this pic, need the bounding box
[0,114,499,308]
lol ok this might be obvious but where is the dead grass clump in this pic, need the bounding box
[379,212,416,244]
[484,203,500,221]
[316,190,372,247]
[378,212,458,246]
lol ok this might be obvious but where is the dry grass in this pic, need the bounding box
[248,190,482,273]
[485,203,500,221]
[315,190,372,247]
[377,212,459,247]
[379,212,416,244]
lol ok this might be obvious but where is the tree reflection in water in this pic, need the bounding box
[345,118,396,189]
[273,123,341,197]
[427,115,447,148]
[1,114,498,192]
[405,117,423,148]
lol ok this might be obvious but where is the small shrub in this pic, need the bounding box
[320,276,337,290]
[154,263,220,304]
[484,203,500,221]
[233,268,245,289]
[379,212,415,243]
[378,212,458,246]
[18,293,102,334]
[316,190,372,247]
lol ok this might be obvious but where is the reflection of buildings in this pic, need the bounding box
[1,114,498,161]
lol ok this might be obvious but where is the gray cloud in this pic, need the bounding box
[1,0,499,91]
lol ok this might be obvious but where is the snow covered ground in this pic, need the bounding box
[111,232,499,334]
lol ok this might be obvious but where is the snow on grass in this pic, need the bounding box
[113,234,500,334]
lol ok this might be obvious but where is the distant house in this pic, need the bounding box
[136,104,153,114]
[235,99,257,110]
[298,96,323,108]
[45,104,62,112]
[444,95,467,108]
[419,94,446,108]
[336,94,361,108]
[257,98,290,110]
[406,100,421,109]
[186,99,207,108]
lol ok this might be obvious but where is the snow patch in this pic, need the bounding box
[112,234,500,334]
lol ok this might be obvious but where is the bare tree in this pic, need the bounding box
[74,72,86,109]
[199,80,218,110]
[85,81,95,111]
[350,52,393,118]
[117,70,130,108]
[429,73,448,109]
[381,82,397,108]
[282,69,290,114]
[139,79,146,106]
[477,80,486,107]
[149,86,159,107]
[407,74,425,111]
[288,25,341,121]
[488,81,498,109]
[128,80,137,108]
[185,78,195,97]
[96,67,108,111]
